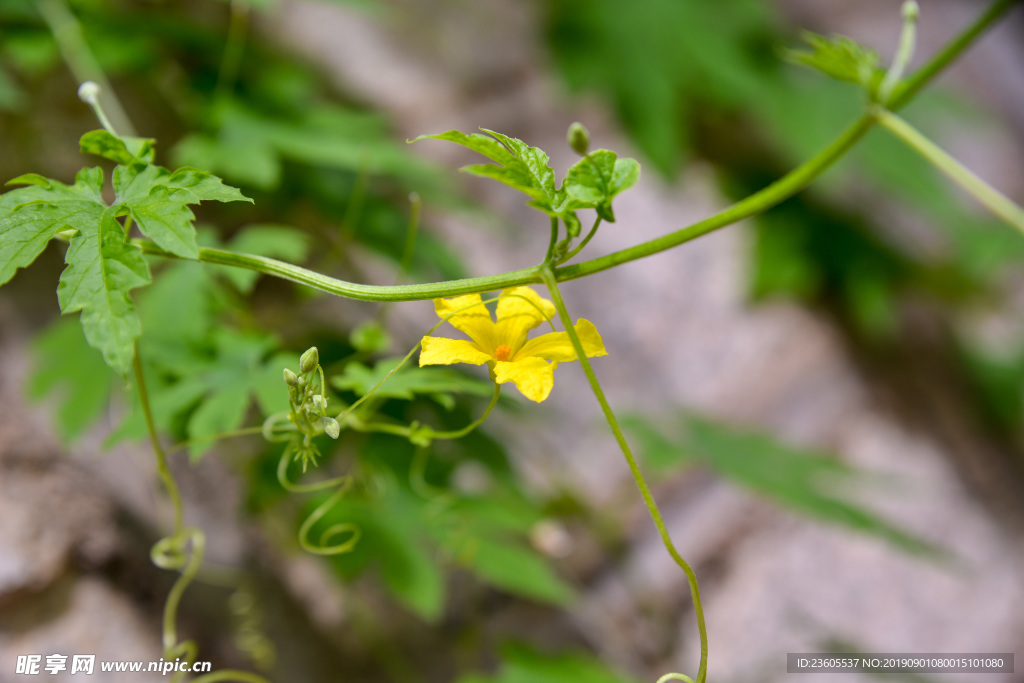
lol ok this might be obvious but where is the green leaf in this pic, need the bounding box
[563,149,641,223]
[80,130,156,166]
[332,358,493,408]
[786,32,884,94]
[349,320,392,354]
[1,167,154,374]
[179,329,280,460]
[413,128,579,224]
[6,173,52,188]
[27,318,114,441]
[413,128,551,202]
[57,208,151,374]
[457,642,642,683]
[409,130,520,169]
[625,413,947,559]
[451,536,574,605]
[480,128,558,200]
[0,167,105,286]
[112,164,251,259]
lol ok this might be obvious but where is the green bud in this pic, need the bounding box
[323,417,341,439]
[902,0,919,22]
[283,368,299,387]
[299,347,319,374]
[567,122,590,156]
[297,376,307,389]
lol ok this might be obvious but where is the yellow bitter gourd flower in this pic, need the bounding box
[419,286,607,402]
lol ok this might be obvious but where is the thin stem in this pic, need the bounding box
[344,379,499,442]
[78,82,118,137]
[133,345,184,532]
[430,383,501,439]
[39,0,137,136]
[539,267,708,683]
[657,675,697,683]
[879,1,920,104]
[136,238,543,301]
[276,448,360,555]
[874,107,1024,234]
[559,216,602,264]
[214,0,250,102]
[398,192,423,279]
[544,216,559,263]
[378,193,423,323]
[340,152,372,251]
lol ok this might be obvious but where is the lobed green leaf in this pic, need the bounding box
[113,164,251,260]
[564,149,641,222]
[57,208,151,374]
[0,167,105,285]
[786,32,884,95]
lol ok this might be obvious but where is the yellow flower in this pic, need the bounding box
[419,287,607,402]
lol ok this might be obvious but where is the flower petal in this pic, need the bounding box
[493,357,556,402]
[495,287,557,352]
[515,319,608,362]
[420,336,492,366]
[434,293,496,352]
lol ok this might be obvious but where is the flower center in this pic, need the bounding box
[494,344,512,362]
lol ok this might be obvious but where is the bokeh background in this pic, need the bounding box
[1,0,1023,682]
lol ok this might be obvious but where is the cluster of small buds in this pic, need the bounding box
[283,347,341,469]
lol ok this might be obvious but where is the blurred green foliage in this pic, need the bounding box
[624,413,945,558]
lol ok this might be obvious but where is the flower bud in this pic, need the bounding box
[300,347,319,374]
[77,81,101,105]
[902,0,919,22]
[323,417,341,439]
[567,122,590,156]
[312,395,327,411]
[283,368,299,387]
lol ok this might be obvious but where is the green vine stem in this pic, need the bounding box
[277,448,362,556]
[137,348,271,683]
[134,346,185,532]
[545,216,560,263]
[879,1,920,105]
[559,216,603,264]
[131,0,1019,305]
[873,107,1024,234]
[656,674,697,683]
[539,266,708,683]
